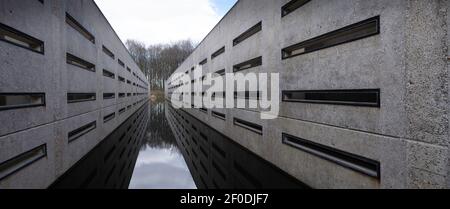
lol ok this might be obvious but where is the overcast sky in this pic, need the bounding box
[94,0,238,46]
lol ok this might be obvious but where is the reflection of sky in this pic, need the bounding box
[128,145,196,189]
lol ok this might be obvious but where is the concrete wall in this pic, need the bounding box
[0,0,149,188]
[166,0,449,188]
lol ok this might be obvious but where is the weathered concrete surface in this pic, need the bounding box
[167,0,449,188]
[0,0,149,188]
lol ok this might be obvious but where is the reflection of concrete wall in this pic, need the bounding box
[0,0,149,188]
[50,103,148,189]
[166,103,308,189]
[166,0,449,188]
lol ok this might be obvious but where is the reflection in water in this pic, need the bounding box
[49,100,307,189]
[129,102,195,189]
[50,103,149,189]
[166,103,309,189]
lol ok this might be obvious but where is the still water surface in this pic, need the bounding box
[129,102,196,189]
[51,101,306,189]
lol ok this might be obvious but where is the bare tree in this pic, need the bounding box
[126,39,195,90]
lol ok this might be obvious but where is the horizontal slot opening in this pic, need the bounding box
[118,76,125,82]
[199,58,207,65]
[67,93,96,103]
[211,46,225,60]
[118,59,125,68]
[199,108,208,113]
[118,93,125,98]
[66,13,95,44]
[233,118,262,135]
[66,53,95,72]
[0,93,45,111]
[215,69,226,76]
[119,108,126,114]
[103,93,115,100]
[281,0,311,17]
[68,121,96,143]
[233,22,262,46]
[103,112,115,123]
[0,22,44,54]
[0,144,46,181]
[102,69,115,79]
[234,91,261,100]
[282,89,380,107]
[233,56,262,72]
[282,133,380,178]
[102,45,115,59]
[212,111,226,120]
[282,16,380,59]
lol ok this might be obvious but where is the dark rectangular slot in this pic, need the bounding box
[233,22,262,46]
[126,67,131,72]
[68,121,96,143]
[282,16,380,59]
[234,91,261,100]
[118,59,125,68]
[67,93,96,104]
[211,46,225,60]
[102,45,115,59]
[66,13,95,44]
[103,112,115,123]
[118,76,125,82]
[103,93,115,100]
[0,144,46,181]
[118,93,125,98]
[119,108,126,114]
[199,108,208,113]
[0,22,44,54]
[102,69,115,79]
[282,133,380,178]
[233,118,263,135]
[281,0,311,17]
[282,89,380,107]
[66,53,95,72]
[212,111,226,120]
[127,80,131,85]
[233,56,262,72]
[215,69,226,76]
[0,93,45,111]
[199,58,208,65]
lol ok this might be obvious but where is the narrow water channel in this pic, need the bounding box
[50,101,307,189]
[128,102,196,189]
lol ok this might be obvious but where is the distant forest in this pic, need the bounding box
[126,39,195,91]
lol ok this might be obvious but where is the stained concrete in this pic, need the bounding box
[0,0,149,188]
[166,0,450,188]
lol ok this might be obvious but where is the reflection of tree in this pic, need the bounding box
[141,101,178,152]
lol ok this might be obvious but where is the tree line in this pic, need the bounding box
[126,39,195,91]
